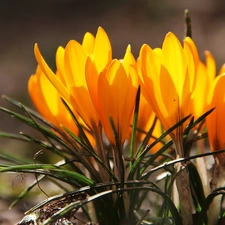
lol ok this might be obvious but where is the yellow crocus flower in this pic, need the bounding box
[34,27,112,132]
[139,32,199,157]
[139,32,199,225]
[86,46,138,146]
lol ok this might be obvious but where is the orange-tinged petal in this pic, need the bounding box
[34,44,70,103]
[28,66,79,136]
[140,44,168,122]
[85,56,100,114]
[207,75,225,162]
[98,59,137,144]
[159,65,179,128]
[180,68,191,115]
[28,66,58,123]
[70,86,99,130]
[133,93,155,141]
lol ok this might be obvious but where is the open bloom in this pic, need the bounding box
[139,32,199,156]
[28,65,79,136]
[86,46,138,145]
[34,27,112,132]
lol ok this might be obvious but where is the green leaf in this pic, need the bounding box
[128,115,190,180]
[129,86,141,167]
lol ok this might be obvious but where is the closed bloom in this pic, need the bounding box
[86,45,138,145]
[139,32,199,157]
[34,27,112,132]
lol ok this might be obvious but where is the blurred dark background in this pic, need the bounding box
[0,0,225,223]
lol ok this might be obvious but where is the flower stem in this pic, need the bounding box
[94,125,110,182]
[174,128,193,225]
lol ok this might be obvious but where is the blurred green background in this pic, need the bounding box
[0,0,225,223]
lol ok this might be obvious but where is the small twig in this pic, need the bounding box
[136,209,150,225]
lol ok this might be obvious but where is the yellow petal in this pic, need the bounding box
[183,38,198,92]
[56,46,67,87]
[93,27,112,73]
[218,64,225,75]
[34,44,70,103]
[205,51,216,82]
[184,37,199,68]
[162,32,186,97]
[191,61,207,118]
[122,45,136,73]
[64,40,88,88]
[82,32,95,54]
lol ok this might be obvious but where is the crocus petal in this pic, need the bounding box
[70,86,99,130]
[28,66,79,136]
[122,45,136,73]
[218,64,225,75]
[205,51,216,81]
[207,75,225,160]
[191,61,208,118]
[28,66,58,123]
[64,40,88,88]
[82,32,95,54]
[162,32,186,97]
[34,44,70,103]
[85,56,100,114]
[93,27,112,73]
[98,59,137,144]
[56,46,67,87]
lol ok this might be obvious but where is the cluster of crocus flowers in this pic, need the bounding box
[30,27,139,174]
[28,26,225,225]
[30,26,225,165]
[29,27,206,159]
